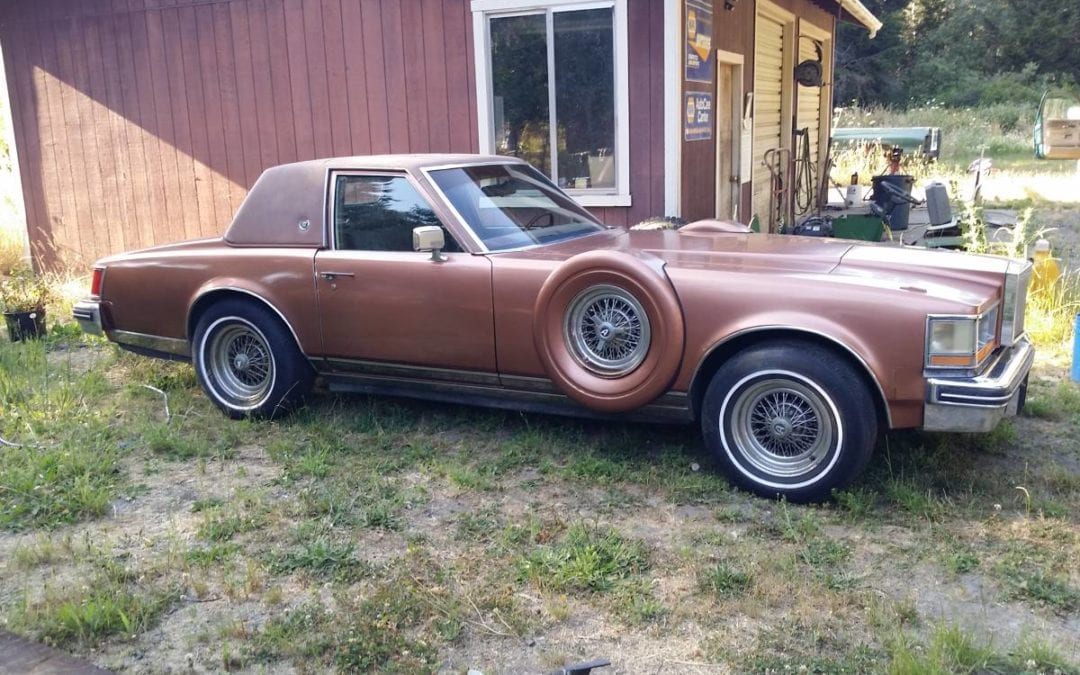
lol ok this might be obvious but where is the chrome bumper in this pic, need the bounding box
[72,300,103,336]
[923,338,1035,433]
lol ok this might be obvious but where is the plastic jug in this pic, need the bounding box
[1031,239,1061,296]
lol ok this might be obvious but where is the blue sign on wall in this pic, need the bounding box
[685,92,713,141]
[685,0,714,83]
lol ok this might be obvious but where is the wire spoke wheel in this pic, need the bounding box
[729,377,836,479]
[565,285,651,377]
[207,321,275,406]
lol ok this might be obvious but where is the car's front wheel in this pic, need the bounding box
[700,341,877,502]
[192,299,313,419]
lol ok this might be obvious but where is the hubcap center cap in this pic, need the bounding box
[233,353,251,371]
[598,322,615,340]
[769,417,792,439]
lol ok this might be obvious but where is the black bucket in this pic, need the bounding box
[870,174,915,231]
[4,308,47,341]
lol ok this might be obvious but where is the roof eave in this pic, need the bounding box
[838,0,882,38]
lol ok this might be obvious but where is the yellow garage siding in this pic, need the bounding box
[753,14,785,230]
[796,36,822,167]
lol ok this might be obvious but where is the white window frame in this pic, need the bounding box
[472,0,631,207]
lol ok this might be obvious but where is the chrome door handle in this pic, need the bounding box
[320,271,355,281]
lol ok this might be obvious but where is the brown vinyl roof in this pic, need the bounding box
[272,153,521,173]
[224,154,520,247]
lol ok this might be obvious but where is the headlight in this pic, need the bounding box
[926,305,999,370]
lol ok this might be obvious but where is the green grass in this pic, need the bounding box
[991,523,1080,613]
[517,522,650,594]
[698,561,753,599]
[883,622,1080,675]
[264,540,373,582]
[186,542,240,568]
[0,339,126,531]
[943,547,981,575]
[196,495,272,543]
[14,586,176,646]
[10,545,180,648]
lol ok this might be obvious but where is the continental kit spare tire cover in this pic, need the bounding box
[533,250,685,413]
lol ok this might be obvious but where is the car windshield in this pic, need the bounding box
[426,163,606,251]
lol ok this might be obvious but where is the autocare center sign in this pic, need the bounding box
[685,0,713,141]
[685,0,713,83]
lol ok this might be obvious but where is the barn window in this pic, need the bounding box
[472,0,630,207]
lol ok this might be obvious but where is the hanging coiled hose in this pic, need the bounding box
[793,127,815,216]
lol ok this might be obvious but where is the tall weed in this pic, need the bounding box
[0,216,25,275]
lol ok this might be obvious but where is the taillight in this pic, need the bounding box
[90,268,104,298]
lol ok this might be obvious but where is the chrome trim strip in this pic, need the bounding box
[324,370,692,423]
[500,373,559,393]
[324,358,502,387]
[498,373,689,409]
[938,392,1014,405]
[321,166,330,249]
[926,338,1034,408]
[692,326,893,428]
[110,330,191,357]
[187,287,304,351]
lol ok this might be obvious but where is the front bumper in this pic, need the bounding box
[72,300,103,336]
[923,337,1035,433]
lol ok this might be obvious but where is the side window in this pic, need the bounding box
[334,174,462,252]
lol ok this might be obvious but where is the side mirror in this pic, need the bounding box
[412,226,447,262]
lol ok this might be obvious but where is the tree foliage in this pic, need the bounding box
[835,0,1080,108]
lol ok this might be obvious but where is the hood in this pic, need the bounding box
[507,229,854,274]
[833,244,1007,311]
[509,229,1006,313]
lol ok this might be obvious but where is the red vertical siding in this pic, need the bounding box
[3,0,665,268]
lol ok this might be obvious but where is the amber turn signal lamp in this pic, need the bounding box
[927,340,996,369]
[928,354,976,368]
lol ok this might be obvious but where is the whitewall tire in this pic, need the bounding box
[192,299,313,419]
[700,341,877,502]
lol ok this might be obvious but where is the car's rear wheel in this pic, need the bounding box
[700,341,877,502]
[193,299,313,419]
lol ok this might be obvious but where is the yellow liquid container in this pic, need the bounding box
[1031,239,1061,296]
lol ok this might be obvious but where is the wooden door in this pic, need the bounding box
[715,62,740,220]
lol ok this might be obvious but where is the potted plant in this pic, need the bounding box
[1,269,52,341]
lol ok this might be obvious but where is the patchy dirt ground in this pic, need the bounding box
[1,338,1078,674]
[2,202,1079,673]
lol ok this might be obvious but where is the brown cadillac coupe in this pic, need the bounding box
[74,155,1034,501]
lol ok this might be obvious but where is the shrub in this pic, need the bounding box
[0,268,52,313]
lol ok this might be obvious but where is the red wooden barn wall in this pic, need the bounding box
[1,0,665,270]
[0,0,479,269]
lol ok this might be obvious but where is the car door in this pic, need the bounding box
[314,171,496,373]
